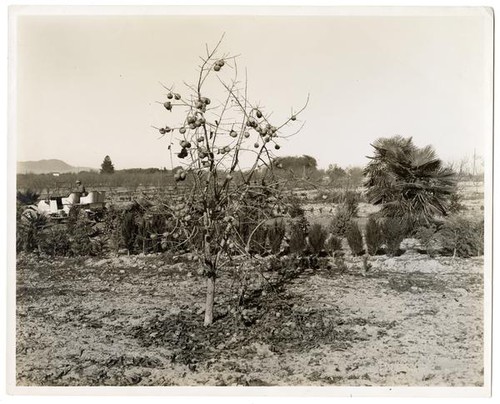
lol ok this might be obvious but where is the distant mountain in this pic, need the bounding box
[17,159,95,174]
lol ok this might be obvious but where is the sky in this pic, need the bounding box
[15,9,493,170]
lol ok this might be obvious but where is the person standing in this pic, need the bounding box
[75,180,87,197]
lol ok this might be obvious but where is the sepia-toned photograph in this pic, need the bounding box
[8,5,493,396]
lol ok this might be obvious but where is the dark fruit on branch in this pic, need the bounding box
[256,110,263,119]
[167,93,173,99]
[187,116,196,124]
[159,128,166,135]
[179,127,187,134]
[174,93,181,100]
[214,65,221,72]
[230,130,238,138]
[274,144,280,150]
[254,143,259,148]
[291,115,297,121]
[163,101,172,111]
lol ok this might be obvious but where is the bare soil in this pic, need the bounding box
[16,250,484,387]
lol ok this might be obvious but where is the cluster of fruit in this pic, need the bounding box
[171,201,194,224]
[194,96,211,113]
[245,108,283,150]
[173,168,187,182]
[163,92,181,112]
[181,113,206,132]
[213,59,225,72]
[167,92,181,100]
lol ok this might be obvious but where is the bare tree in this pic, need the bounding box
[155,37,308,325]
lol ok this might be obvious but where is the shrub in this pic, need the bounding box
[102,205,124,252]
[17,189,41,206]
[438,216,484,258]
[330,205,352,237]
[342,191,360,217]
[381,218,406,256]
[17,208,47,253]
[121,211,138,253]
[325,233,342,255]
[448,191,464,214]
[267,219,286,254]
[415,224,439,257]
[150,213,167,252]
[308,223,327,255]
[69,210,103,256]
[287,195,305,218]
[289,217,308,255]
[37,225,71,256]
[365,216,383,255]
[346,220,364,256]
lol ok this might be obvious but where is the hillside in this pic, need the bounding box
[17,159,95,174]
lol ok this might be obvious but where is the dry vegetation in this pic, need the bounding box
[15,182,485,386]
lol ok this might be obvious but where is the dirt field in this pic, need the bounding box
[16,250,484,387]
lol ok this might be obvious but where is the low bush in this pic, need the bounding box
[448,191,465,214]
[17,208,47,253]
[330,205,353,237]
[37,225,72,256]
[325,233,342,255]
[415,224,439,257]
[438,216,483,258]
[342,191,360,217]
[17,189,41,206]
[267,220,286,254]
[346,220,364,256]
[69,210,104,256]
[287,195,305,218]
[121,211,139,253]
[289,217,308,255]
[308,223,327,255]
[381,218,406,256]
[365,216,384,255]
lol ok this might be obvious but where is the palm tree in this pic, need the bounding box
[364,136,457,228]
[16,189,41,206]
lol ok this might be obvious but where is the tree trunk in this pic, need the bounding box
[204,275,216,326]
